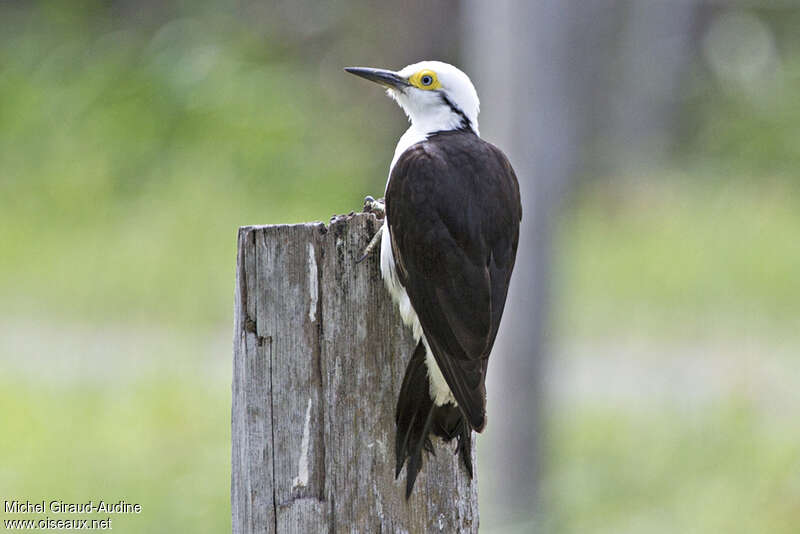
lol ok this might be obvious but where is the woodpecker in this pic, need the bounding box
[345,61,521,497]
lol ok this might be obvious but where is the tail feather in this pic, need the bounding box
[433,403,473,478]
[395,340,474,498]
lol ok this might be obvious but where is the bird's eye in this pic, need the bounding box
[411,69,439,90]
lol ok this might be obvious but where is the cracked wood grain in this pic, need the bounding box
[232,213,478,533]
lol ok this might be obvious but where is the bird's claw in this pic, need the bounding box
[363,195,386,219]
[356,217,384,264]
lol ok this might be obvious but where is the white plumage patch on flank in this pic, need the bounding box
[422,337,457,406]
[379,222,421,339]
[380,221,456,407]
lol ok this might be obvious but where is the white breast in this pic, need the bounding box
[388,125,427,182]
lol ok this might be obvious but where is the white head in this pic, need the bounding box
[345,61,480,136]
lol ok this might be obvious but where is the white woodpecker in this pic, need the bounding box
[346,61,521,497]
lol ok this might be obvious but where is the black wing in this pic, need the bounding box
[386,130,521,431]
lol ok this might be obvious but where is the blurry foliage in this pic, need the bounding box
[542,400,800,534]
[680,7,800,177]
[0,373,229,533]
[556,174,800,340]
[0,2,391,327]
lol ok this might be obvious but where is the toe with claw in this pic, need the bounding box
[357,195,385,264]
[356,222,383,264]
[363,195,386,219]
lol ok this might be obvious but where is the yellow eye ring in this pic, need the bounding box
[409,69,441,90]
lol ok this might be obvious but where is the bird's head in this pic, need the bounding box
[345,61,480,135]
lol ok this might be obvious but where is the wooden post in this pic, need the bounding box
[232,213,478,533]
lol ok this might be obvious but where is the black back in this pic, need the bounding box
[386,130,522,431]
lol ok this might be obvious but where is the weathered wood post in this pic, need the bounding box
[232,213,478,533]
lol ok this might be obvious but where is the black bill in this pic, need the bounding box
[344,67,410,89]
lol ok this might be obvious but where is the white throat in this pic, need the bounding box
[397,94,478,136]
[388,102,480,173]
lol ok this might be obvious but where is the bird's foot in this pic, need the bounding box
[356,222,383,264]
[356,195,385,264]
[362,195,386,219]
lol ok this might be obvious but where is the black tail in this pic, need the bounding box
[395,340,473,498]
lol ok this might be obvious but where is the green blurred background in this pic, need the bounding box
[1,1,798,532]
